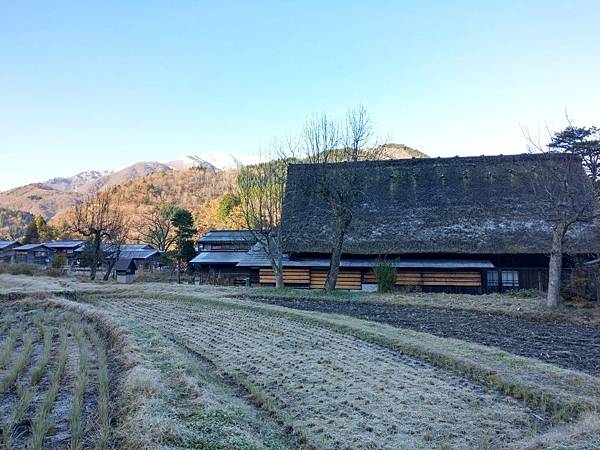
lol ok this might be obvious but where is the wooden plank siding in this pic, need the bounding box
[309,269,362,290]
[364,270,482,287]
[259,268,310,285]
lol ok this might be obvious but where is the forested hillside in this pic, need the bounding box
[51,167,243,240]
[0,207,35,239]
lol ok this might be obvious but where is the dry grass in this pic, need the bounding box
[28,325,68,450]
[4,271,596,325]
[4,275,600,448]
[96,296,560,449]
[69,324,88,450]
[0,304,120,449]
[38,295,297,449]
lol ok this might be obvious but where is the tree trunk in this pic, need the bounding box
[90,232,101,281]
[274,257,284,289]
[177,255,181,284]
[264,236,285,289]
[325,213,350,293]
[547,222,566,308]
[103,247,120,281]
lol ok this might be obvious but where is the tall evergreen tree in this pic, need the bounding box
[171,208,197,284]
[22,221,39,244]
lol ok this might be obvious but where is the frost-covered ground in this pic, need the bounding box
[2,274,600,449]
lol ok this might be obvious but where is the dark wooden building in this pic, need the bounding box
[190,230,257,285]
[117,244,161,271]
[12,244,53,266]
[0,240,20,263]
[114,258,137,283]
[245,153,600,292]
[42,240,86,266]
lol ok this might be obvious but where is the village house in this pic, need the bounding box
[116,244,161,271]
[237,153,600,293]
[190,230,257,285]
[12,244,53,266]
[42,240,86,266]
[73,243,162,272]
[0,240,21,263]
[114,258,137,283]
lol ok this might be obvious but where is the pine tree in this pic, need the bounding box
[171,208,197,284]
[22,221,39,244]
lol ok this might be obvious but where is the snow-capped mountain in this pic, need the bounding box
[167,152,244,171]
[43,170,112,192]
[198,151,244,170]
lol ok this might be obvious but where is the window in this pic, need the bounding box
[501,270,519,288]
[487,270,499,287]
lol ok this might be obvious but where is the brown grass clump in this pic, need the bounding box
[28,326,68,450]
[0,303,123,449]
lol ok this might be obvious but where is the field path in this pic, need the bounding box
[241,296,600,375]
[97,296,544,450]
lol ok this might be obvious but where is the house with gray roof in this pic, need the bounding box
[190,230,258,285]
[12,244,53,266]
[104,243,161,271]
[0,240,20,263]
[42,240,86,266]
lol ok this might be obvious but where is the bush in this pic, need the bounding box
[51,255,67,269]
[0,263,38,276]
[373,260,397,293]
[506,288,542,299]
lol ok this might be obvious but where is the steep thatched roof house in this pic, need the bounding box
[250,153,600,292]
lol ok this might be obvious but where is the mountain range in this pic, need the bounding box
[0,145,425,221]
[0,152,252,219]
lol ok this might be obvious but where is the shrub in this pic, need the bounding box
[51,254,67,269]
[0,263,38,276]
[373,260,397,293]
[506,288,542,299]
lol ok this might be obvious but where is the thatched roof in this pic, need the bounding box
[281,154,600,255]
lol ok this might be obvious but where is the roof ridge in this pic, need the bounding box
[287,152,576,169]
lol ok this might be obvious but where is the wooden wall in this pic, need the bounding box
[364,270,481,287]
[259,267,482,290]
[309,270,362,289]
[259,268,362,289]
[259,268,310,285]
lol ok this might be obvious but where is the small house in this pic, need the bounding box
[0,240,20,263]
[42,240,86,266]
[190,230,257,285]
[12,244,52,266]
[118,244,161,270]
[114,258,137,283]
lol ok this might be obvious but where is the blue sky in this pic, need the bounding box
[1,1,599,190]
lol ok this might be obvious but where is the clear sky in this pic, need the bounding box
[1,1,599,191]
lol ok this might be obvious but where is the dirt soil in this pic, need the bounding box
[241,296,600,376]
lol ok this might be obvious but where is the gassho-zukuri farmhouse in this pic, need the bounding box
[190,153,600,293]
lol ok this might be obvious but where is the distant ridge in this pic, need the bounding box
[0,145,424,219]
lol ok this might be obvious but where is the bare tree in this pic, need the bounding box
[300,106,381,292]
[238,145,291,288]
[137,204,177,252]
[524,125,600,307]
[72,191,126,280]
[101,215,130,281]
